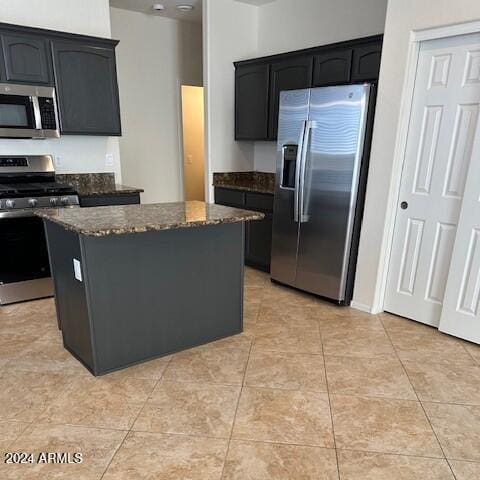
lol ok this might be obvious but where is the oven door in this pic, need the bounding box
[0,93,39,138]
[0,215,53,304]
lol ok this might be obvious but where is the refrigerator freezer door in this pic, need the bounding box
[271,89,310,287]
[295,85,370,300]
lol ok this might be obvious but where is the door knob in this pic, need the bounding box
[400,201,408,210]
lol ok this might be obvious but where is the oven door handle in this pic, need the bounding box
[0,209,37,219]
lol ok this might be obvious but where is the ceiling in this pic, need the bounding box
[110,0,202,23]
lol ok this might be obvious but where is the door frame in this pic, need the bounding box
[373,20,480,315]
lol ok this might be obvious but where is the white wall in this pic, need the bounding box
[111,8,203,203]
[253,0,388,172]
[0,0,122,179]
[257,0,388,57]
[203,0,259,201]
[353,0,480,311]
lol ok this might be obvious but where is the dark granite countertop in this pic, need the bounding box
[36,201,264,237]
[213,171,275,194]
[56,173,144,197]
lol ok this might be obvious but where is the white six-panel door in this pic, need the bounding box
[385,33,480,328]
[439,43,480,341]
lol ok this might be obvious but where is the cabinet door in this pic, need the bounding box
[351,41,382,82]
[235,63,270,140]
[245,213,273,272]
[269,56,313,139]
[214,187,245,208]
[0,32,52,84]
[313,48,352,87]
[52,41,121,135]
[245,192,274,272]
[80,194,140,207]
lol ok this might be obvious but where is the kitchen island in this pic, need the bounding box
[37,201,263,376]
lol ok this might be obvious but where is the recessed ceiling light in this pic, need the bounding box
[152,3,165,11]
[176,4,194,12]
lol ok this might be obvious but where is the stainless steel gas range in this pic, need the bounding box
[0,155,79,305]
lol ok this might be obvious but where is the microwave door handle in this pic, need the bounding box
[299,120,313,223]
[31,96,42,130]
[294,120,307,223]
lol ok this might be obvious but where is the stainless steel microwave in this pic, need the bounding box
[0,83,60,139]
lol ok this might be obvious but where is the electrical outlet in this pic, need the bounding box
[186,154,193,165]
[105,154,114,167]
[54,155,62,167]
[73,258,83,282]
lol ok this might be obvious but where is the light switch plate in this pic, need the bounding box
[105,154,114,167]
[73,258,83,282]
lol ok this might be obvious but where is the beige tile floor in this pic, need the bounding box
[0,266,480,479]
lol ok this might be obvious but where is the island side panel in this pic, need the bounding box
[44,221,96,371]
[81,222,245,375]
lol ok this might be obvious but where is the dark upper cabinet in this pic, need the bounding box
[235,63,270,140]
[52,41,121,135]
[268,56,313,139]
[351,41,382,82]
[0,32,53,85]
[234,35,383,141]
[313,48,352,87]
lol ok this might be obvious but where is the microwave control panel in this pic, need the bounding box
[39,97,57,130]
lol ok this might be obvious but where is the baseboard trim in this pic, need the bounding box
[350,301,374,314]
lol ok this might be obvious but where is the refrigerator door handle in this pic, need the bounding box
[293,120,307,223]
[299,120,314,223]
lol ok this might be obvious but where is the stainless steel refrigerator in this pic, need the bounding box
[270,84,373,304]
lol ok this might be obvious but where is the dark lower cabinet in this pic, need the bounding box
[215,187,273,272]
[213,187,245,208]
[268,56,313,139]
[245,212,272,272]
[52,41,121,135]
[0,32,53,85]
[235,63,270,140]
[80,193,140,208]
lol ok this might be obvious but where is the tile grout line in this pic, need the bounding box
[31,421,130,433]
[221,274,263,479]
[93,423,466,460]
[378,315,458,480]
[99,354,175,480]
[335,446,447,461]
[98,273,262,480]
[463,343,480,366]
[33,368,79,419]
[447,458,480,466]
[219,304,257,480]
[2,419,34,453]
[8,280,479,478]
[318,320,342,480]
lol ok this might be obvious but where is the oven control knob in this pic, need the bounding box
[50,197,59,206]
[60,196,69,206]
[28,198,38,208]
[5,199,15,209]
